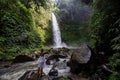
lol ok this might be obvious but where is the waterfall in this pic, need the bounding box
[52,13,66,48]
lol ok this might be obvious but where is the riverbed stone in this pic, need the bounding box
[18,70,68,80]
[12,54,35,63]
[68,44,96,74]
[68,74,89,80]
[71,44,91,63]
[46,54,67,65]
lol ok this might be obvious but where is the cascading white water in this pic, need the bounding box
[52,13,62,47]
[52,13,63,48]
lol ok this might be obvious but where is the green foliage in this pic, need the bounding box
[109,72,120,80]
[90,0,120,54]
[29,1,52,44]
[111,19,120,52]
[0,0,51,59]
[20,0,50,9]
[61,23,92,46]
[90,0,120,79]
[109,53,120,70]
[109,53,120,80]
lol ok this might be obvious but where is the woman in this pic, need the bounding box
[37,49,46,77]
[37,49,50,77]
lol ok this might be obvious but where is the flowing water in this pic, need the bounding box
[0,61,38,80]
[0,58,70,80]
[52,13,67,48]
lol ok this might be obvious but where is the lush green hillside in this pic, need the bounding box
[0,0,52,59]
[90,0,120,79]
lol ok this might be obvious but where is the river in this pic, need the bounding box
[0,58,70,80]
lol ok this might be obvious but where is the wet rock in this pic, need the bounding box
[55,60,67,69]
[0,59,3,61]
[12,55,35,63]
[0,60,12,69]
[19,70,49,80]
[18,71,33,80]
[46,54,67,65]
[3,65,11,68]
[68,44,96,74]
[68,75,89,80]
[19,70,42,80]
[48,76,65,80]
[57,47,70,56]
[71,44,91,64]
[48,68,58,76]
[19,70,66,80]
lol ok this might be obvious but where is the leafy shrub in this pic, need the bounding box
[0,0,51,59]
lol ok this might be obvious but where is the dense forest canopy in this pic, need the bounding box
[0,0,52,59]
[90,0,120,79]
[91,0,120,55]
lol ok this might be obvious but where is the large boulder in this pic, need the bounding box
[68,44,96,74]
[71,44,91,64]
[12,55,35,63]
